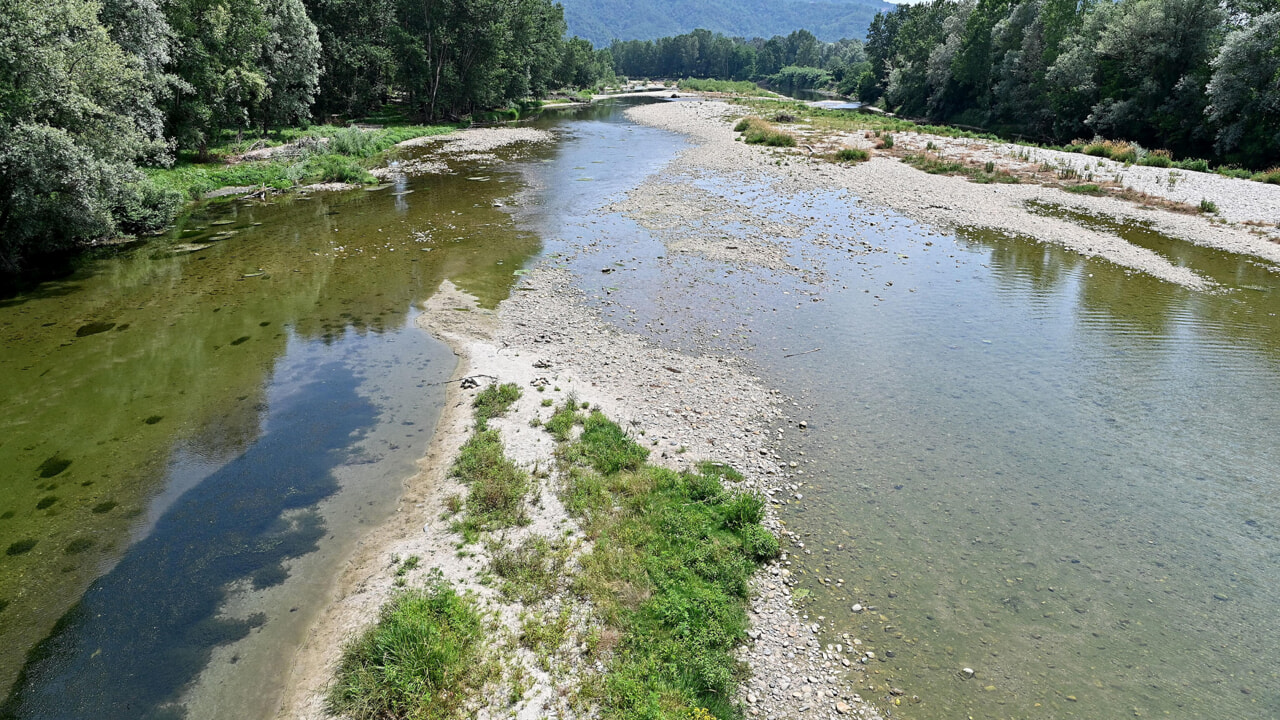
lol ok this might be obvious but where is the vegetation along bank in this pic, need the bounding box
[0,0,616,286]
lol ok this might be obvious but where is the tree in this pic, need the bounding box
[164,0,271,155]
[303,0,397,118]
[1206,12,1280,165]
[0,0,175,271]
[255,0,322,128]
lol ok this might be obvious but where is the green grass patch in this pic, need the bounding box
[831,148,870,163]
[1064,183,1105,195]
[452,428,529,535]
[564,411,649,475]
[473,382,522,427]
[903,154,1018,184]
[1199,198,1219,214]
[328,575,491,720]
[734,117,797,147]
[545,397,583,442]
[547,411,778,720]
[148,123,455,200]
[490,535,568,603]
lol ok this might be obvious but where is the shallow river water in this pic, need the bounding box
[1,99,1277,719]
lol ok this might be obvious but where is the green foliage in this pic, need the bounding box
[769,65,832,91]
[567,411,649,475]
[610,29,864,83]
[452,428,529,532]
[1174,158,1210,172]
[554,443,775,719]
[735,118,797,147]
[1064,183,1105,195]
[833,146,871,163]
[544,398,582,442]
[473,382,522,427]
[328,575,488,720]
[679,78,764,95]
[1198,198,1218,214]
[863,0,1280,169]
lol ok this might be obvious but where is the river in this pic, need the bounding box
[1,99,1277,719]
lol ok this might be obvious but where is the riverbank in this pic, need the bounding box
[628,99,1280,290]
[279,265,885,719]
[281,97,1280,719]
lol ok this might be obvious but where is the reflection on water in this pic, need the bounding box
[0,136,548,714]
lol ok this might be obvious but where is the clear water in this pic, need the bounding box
[530,158,1280,718]
[3,99,1279,720]
[0,140,552,716]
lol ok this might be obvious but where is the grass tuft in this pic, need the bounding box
[473,382,521,427]
[452,428,529,533]
[490,535,566,603]
[328,574,490,720]
[734,117,797,147]
[832,147,870,163]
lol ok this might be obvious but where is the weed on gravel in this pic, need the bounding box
[546,408,779,719]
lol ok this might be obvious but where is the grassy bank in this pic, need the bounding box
[330,386,778,720]
[733,98,1280,186]
[551,402,777,719]
[148,124,458,200]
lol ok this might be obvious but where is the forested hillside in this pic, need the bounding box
[558,0,894,45]
[859,0,1280,168]
[0,0,613,279]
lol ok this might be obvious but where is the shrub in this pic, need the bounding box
[305,154,374,184]
[327,126,378,157]
[1174,158,1210,172]
[740,525,781,560]
[114,178,184,235]
[833,147,870,163]
[1139,154,1172,167]
[1199,198,1219,214]
[473,382,521,426]
[735,117,797,147]
[1256,167,1280,184]
[721,492,764,529]
[329,577,488,720]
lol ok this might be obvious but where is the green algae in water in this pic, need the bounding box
[36,456,71,478]
[6,539,37,556]
[91,501,118,514]
[35,496,57,510]
[144,415,163,425]
[230,336,250,346]
[74,322,116,338]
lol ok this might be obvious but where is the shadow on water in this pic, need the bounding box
[2,361,374,720]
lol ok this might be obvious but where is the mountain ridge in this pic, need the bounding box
[560,0,896,45]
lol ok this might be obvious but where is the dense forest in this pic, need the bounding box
[610,30,870,94]
[0,0,613,277]
[859,0,1280,167]
[557,0,893,46]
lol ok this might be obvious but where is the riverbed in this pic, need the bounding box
[2,98,1278,719]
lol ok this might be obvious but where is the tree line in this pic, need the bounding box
[859,0,1280,168]
[0,0,613,278]
[609,29,870,94]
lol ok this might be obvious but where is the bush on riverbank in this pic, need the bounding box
[734,117,797,147]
